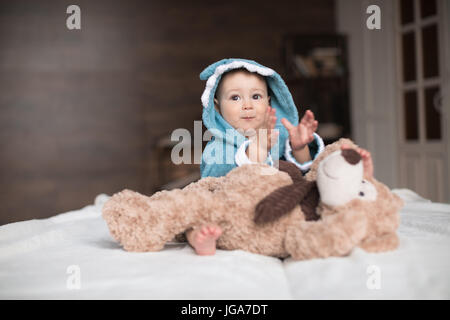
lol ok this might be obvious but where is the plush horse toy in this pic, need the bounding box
[102,139,403,260]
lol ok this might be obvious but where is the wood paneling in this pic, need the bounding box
[0,0,335,224]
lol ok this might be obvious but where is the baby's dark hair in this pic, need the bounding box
[214,67,270,100]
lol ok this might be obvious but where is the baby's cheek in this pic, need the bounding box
[256,104,268,115]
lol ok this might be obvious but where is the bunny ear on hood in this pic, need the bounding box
[199,58,300,178]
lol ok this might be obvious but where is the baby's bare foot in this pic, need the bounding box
[187,224,222,256]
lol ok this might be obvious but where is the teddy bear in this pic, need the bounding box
[102,138,403,260]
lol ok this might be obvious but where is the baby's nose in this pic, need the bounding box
[242,100,254,109]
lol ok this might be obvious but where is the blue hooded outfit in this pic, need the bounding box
[200,58,324,178]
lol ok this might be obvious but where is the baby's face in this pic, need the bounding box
[214,71,270,133]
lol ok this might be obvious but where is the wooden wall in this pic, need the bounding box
[0,0,336,224]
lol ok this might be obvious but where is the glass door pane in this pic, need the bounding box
[420,0,437,18]
[404,90,419,140]
[402,32,417,82]
[424,86,441,140]
[421,24,439,78]
[401,0,415,24]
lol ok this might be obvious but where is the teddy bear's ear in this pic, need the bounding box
[301,183,321,221]
[254,179,318,225]
[306,138,359,181]
[277,160,304,183]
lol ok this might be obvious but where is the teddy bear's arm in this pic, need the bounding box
[359,232,399,252]
[284,209,368,260]
[278,160,305,183]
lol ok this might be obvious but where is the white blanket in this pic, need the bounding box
[1,189,449,299]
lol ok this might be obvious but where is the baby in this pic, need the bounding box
[188,58,373,255]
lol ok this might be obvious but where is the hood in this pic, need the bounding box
[199,58,300,176]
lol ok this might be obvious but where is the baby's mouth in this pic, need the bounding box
[240,110,256,120]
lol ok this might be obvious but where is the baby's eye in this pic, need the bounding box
[231,95,240,101]
[253,94,262,100]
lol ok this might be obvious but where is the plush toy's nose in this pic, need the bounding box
[342,149,361,165]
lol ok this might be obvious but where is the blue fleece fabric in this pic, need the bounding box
[199,58,300,178]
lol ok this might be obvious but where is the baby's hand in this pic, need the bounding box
[281,110,318,151]
[341,144,374,179]
[260,106,279,152]
[246,106,278,163]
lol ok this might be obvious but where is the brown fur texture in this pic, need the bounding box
[102,139,403,260]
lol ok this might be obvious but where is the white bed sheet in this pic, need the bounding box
[0,190,449,300]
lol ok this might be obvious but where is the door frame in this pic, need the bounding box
[394,0,450,202]
[336,0,450,202]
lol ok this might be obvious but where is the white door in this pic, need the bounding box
[395,0,449,202]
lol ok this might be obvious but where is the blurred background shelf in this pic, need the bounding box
[282,33,351,145]
[152,132,201,192]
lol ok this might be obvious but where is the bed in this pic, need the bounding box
[1,189,449,300]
